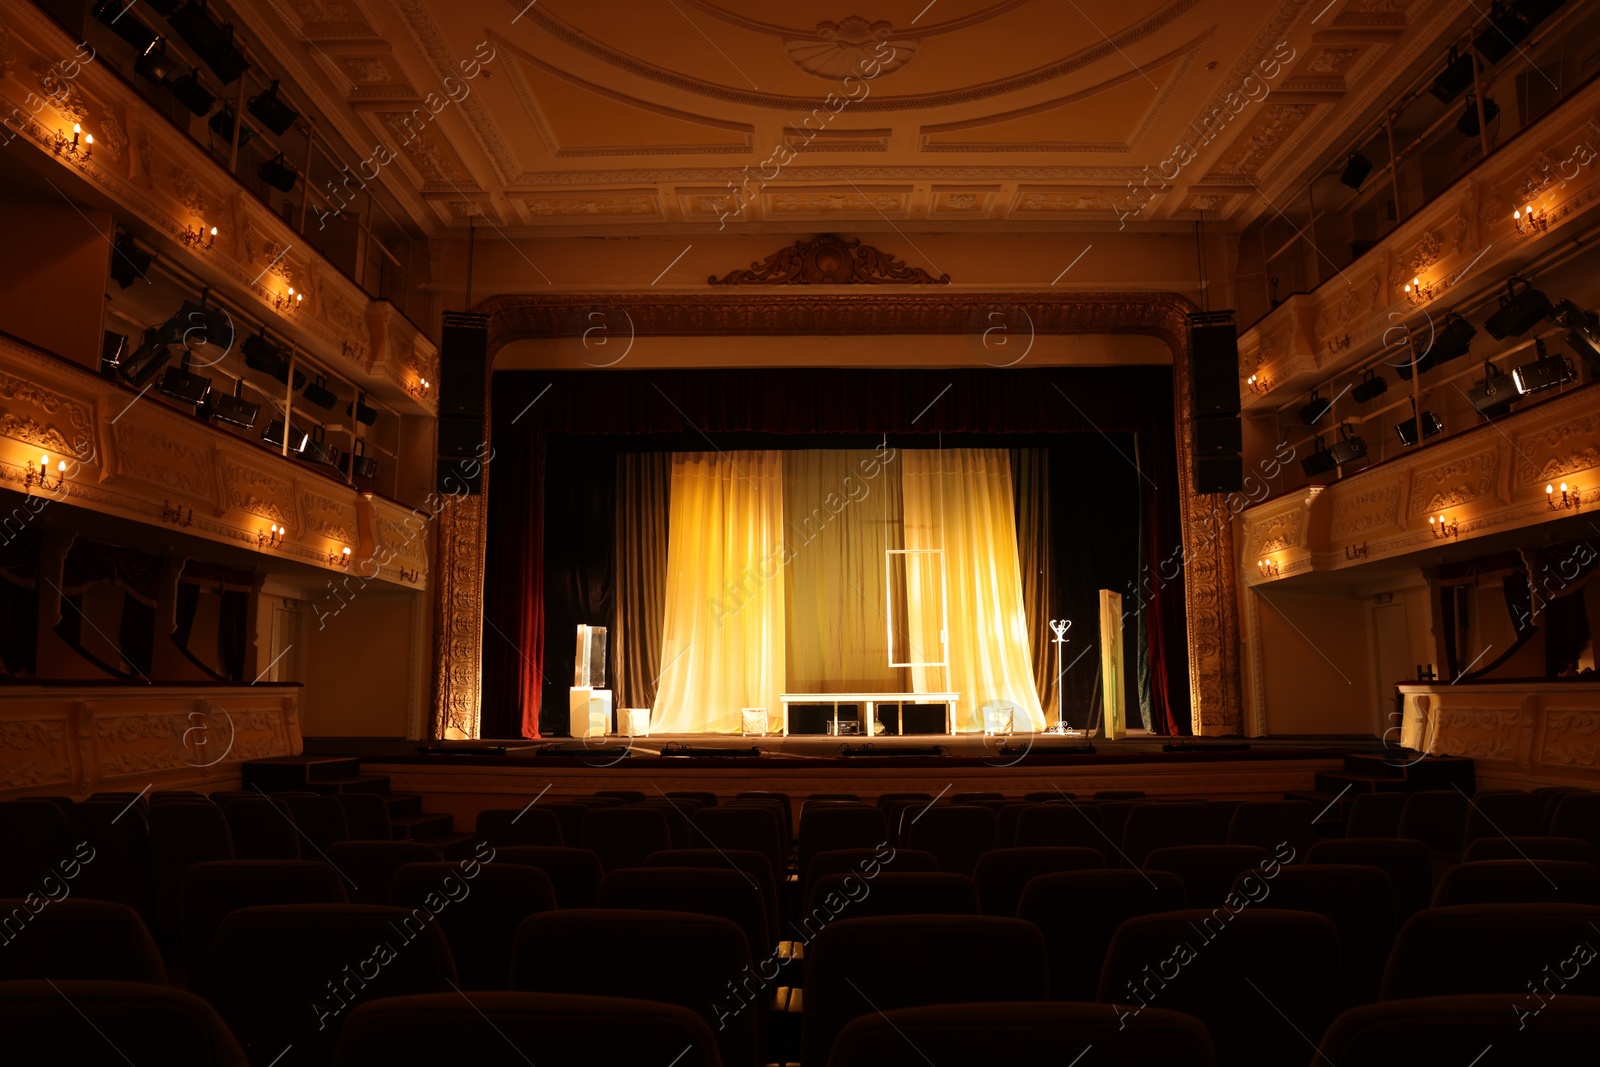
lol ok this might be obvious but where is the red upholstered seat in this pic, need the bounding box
[0,980,247,1067]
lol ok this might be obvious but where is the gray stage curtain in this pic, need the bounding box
[1012,448,1057,726]
[613,452,671,712]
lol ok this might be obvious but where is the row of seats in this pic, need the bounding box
[5,893,1597,1066]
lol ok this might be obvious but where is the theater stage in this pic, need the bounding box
[336,734,1366,834]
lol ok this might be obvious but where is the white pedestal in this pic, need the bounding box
[617,707,651,737]
[569,687,612,739]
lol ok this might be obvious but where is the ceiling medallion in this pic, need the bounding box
[785,17,917,79]
[709,234,949,285]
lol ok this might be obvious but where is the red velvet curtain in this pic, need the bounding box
[482,431,544,738]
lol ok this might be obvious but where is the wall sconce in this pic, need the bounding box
[1546,482,1582,511]
[1429,513,1459,540]
[162,500,194,527]
[273,286,303,313]
[24,454,66,491]
[328,546,352,567]
[1513,203,1548,236]
[1403,275,1435,307]
[1246,372,1270,396]
[52,122,92,161]
[258,523,286,549]
[182,224,218,250]
[1257,558,1280,578]
[405,377,431,401]
[398,566,421,582]
[1345,542,1369,560]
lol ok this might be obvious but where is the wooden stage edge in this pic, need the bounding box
[351,734,1366,834]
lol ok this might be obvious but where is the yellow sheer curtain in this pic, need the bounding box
[902,448,1045,732]
[783,448,906,692]
[653,451,786,733]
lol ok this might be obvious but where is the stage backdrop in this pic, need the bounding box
[482,368,1188,738]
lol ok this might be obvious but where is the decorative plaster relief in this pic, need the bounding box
[1332,483,1401,539]
[0,719,73,790]
[224,462,294,526]
[113,420,216,499]
[1541,709,1600,767]
[1410,450,1499,516]
[1513,414,1600,487]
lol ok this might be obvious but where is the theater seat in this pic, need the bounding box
[332,794,393,842]
[1226,801,1316,858]
[646,848,778,938]
[215,796,300,860]
[474,808,564,848]
[0,899,165,983]
[332,991,722,1067]
[0,800,71,897]
[799,805,888,890]
[210,904,458,1067]
[1381,903,1600,999]
[1432,860,1600,906]
[801,915,1049,1067]
[1315,995,1598,1063]
[149,803,233,940]
[1308,838,1432,919]
[1121,802,1211,867]
[829,1002,1216,1067]
[393,862,555,990]
[806,872,979,918]
[181,860,348,998]
[1344,792,1405,837]
[1461,790,1545,848]
[1144,845,1270,908]
[0,980,247,1067]
[580,807,672,872]
[972,847,1105,916]
[599,866,768,956]
[1017,869,1186,1000]
[324,841,443,906]
[905,804,997,876]
[1398,790,1468,860]
[1551,793,1600,857]
[1230,864,1395,1006]
[690,806,786,882]
[1463,836,1597,865]
[1014,802,1111,856]
[494,847,604,908]
[1098,910,1341,1067]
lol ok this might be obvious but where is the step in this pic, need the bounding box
[384,793,424,819]
[1341,753,1409,778]
[241,757,363,793]
[392,813,455,841]
[1402,755,1476,793]
[315,775,393,796]
[1314,771,1411,794]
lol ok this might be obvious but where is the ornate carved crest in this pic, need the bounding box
[710,234,950,285]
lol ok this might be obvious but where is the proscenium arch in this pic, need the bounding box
[430,290,1243,739]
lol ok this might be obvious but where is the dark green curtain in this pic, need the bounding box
[613,452,671,713]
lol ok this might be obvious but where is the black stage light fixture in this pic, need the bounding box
[1484,276,1552,339]
[110,233,154,288]
[1301,437,1337,478]
[342,439,379,480]
[163,298,235,352]
[169,71,215,116]
[300,427,339,469]
[1430,46,1475,103]
[1425,312,1478,369]
[1551,299,1600,369]
[1457,94,1501,138]
[242,327,287,379]
[101,331,128,377]
[206,377,259,430]
[347,393,378,426]
[158,353,213,407]
[1339,151,1374,190]
[93,1,160,52]
[1299,389,1332,426]
[301,374,337,410]
[258,154,297,193]
[247,81,298,136]
[1351,369,1388,403]
[134,41,177,85]
[120,328,172,387]
[263,418,309,454]
[169,0,250,85]
[1396,410,1444,446]
[144,0,182,13]
[1516,0,1566,28]
[1469,359,1520,418]
[1513,339,1576,395]
[208,106,254,148]
[1475,2,1531,64]
[1328,424,1370,472]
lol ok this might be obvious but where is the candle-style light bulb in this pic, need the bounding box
[1548,483,1555,494]
[56,461,65,473]
[84,134,92,145]
[72,123,80,135]
[1560,483,1569,493]
[209,226,218,236]
[1514,208,1521,220]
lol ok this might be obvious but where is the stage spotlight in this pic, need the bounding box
[93,1,160,52]
[169,1,250,84]
[1474,2,1531,64]
[347,394,378,426]
[247,81,298,136]
[342,441,379,480]
[1339,151,1373,190]
[169,71,215,116]
[263,419,309,454]
[208,106,254,149]
[258,154,297,193]
[120,329,172,387]
[1430,46,1475,103]
[163,298,234,352]
[1512,340,1576,394]
[1328,425,1370,471]
[1484,276,1552,339]
[242,327,287,379]
[206,377,259,430]
[134,41,177,85]
[1299,389,1332,425]
[1422,312,1478,370]
[100,331,127,377]
[301,429,340,469]
[1457,94,1500,138]
[1551,299,1600,368]
[1351,369,1388,403]
[301,374,337,410]
[1301,438,1337,478]
[110,233,154,288]
[1469,359,1519,418]
[1396,410,1444,446]
[158,354,213,408]
[1516,0,1566,28]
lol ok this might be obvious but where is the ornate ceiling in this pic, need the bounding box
[257,0,1447,233]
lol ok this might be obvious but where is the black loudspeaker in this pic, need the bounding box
[439,312,489,418]
[1194,454,1244,494]
[437,415,485,458]
[1188,313,1241,418]
[1194,416,1243,454]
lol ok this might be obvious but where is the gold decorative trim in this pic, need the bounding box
[430,290,1245,738]
[709,234,950,285]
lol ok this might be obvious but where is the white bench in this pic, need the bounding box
[776,693,960,736]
